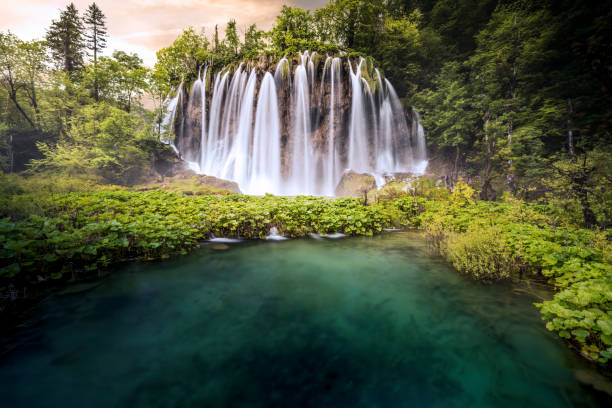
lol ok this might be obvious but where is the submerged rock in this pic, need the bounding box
[335,171,377,198]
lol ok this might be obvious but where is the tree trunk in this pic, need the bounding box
[8,133,14,173]
[567,98,575,160]
[9,91,35,128]
[453,145,460,185]
[94,26,99,102]
[577,187,597,227]
[506,118,517,194]
[480,113,493,201]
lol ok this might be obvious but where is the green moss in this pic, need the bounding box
[132,176,232,196]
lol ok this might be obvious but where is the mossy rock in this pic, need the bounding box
[369,180,410,202]
[133,173,240,195]
[335,171,376,198]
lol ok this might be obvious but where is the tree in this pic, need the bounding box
[268,6,317,54]
[148,69,171,139]
[111,51,148,112]
[155,28,209,86]
[31,103,156,184]
[83,2,108,101]
[314,0,386,51]
[241,24,265,59]
[224,20,240,57]
[416,61,479,187]
[214,25,220,53]
[0,32,47,129]
[547,151,612,227]
[375,11,423,96]
[469,6,555,195]
[83,51,148,112]
[46,3,85,74]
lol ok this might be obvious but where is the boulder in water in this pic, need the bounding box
[335,171,377,198]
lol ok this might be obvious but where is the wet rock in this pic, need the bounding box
[196,175,241,194]
[173,169,198,179]
[150,146,185,179]
[335,171,376,198]
[135,172,241,195]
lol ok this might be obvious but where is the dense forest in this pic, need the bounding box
[0,0,611,369]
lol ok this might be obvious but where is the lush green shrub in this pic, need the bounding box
[443,225,519,280]
[30,103,156,185]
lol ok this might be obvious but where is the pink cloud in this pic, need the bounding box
[0,0,329,65]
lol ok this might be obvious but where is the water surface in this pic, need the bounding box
[0,232,608,407]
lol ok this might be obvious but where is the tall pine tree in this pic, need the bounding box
[83,2,107,101]
[46,3,85,74]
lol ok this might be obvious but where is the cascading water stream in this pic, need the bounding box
[163,52,428,196]
[221,69,257,185]
[347,58,370,172]
[249,72,281,195]
[289,62,313,195]
[324,57,342,196]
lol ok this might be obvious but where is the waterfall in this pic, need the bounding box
[289,62,313,195]
[411,109,428,174]
[160,82,182,151]
[164,52,427,196]
[347,58,369,172]
[250,72,281,194]
[325,57,342,196]
[199,67,208,171]
[221,69,257,185]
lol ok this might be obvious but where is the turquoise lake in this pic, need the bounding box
[0,232,609,407]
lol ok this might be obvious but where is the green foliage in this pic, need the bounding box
[30,103,156,184]
[82,51,148,112]
[268,6,320,55]
[400,188,612,363]
[443,225,518,280]
[83,2,107,65]
[45,2,85,74]
[155,27,210,86]
[0,32,48,129]
[543,151,612,227]
[241,24,265,59]
[224,20,240,58]
[0,191,394,283]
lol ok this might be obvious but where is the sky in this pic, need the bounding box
[0,0,329,66]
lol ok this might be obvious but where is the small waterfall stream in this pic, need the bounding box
[163,52,427,195]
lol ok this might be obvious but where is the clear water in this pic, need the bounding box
[1,232,609,407]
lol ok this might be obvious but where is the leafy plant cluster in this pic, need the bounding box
[404,182,612,363]
[0,191,393,283]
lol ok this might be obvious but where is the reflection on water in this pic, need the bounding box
[0,232,609,407]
